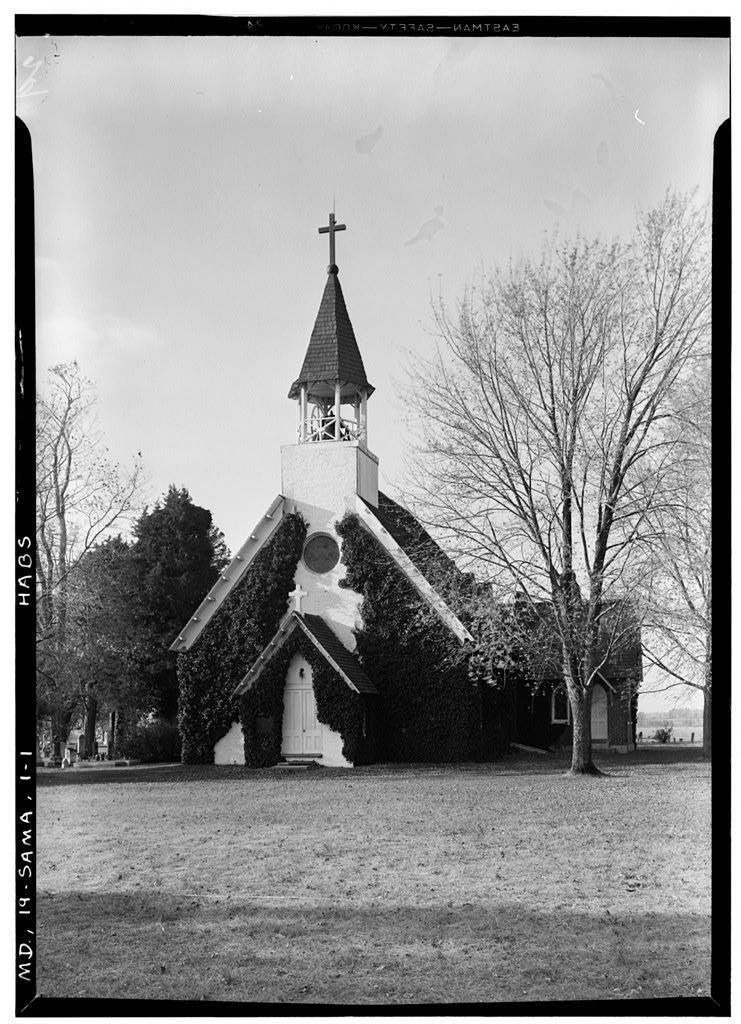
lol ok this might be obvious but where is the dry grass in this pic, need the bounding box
[36,750,711,1006]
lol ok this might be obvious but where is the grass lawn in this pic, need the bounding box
[36,749,711,1006]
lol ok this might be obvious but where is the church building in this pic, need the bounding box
[172,214,637,766]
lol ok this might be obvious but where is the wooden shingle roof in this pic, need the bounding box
[232,609,378,696]
[354,496,474,645]
[497,598,643,682]
[300,614,378,694]
[288,271,374,399]
[369,492,465,588]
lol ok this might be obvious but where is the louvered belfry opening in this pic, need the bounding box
[288,214,374,445]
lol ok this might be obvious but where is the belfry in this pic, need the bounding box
[282,213,380,513]
[290,214,373,445]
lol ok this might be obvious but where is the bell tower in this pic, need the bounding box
[288,213,374,446]
[282,211,379,509]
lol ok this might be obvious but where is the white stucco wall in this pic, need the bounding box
[213,720,245,765]
[281,440,378,510]
[288,502,364,656]
[320,720,352,767]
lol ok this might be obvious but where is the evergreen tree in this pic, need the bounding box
[128,486,228,720]
[65,536,148,756]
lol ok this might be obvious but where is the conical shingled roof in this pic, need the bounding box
[288,270,374,399]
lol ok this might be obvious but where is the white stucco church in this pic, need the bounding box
[170,213,474,766]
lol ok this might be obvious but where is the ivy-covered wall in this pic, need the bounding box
[336,513,511,762]
[177,513,307,763]
[304,642,377,766]
[239,630,376,767]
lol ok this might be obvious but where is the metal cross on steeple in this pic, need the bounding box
[318,211,346,267]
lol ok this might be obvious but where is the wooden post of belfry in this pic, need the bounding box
[334,381,342,440]
[361,389,368,444]
[300,384,307,442]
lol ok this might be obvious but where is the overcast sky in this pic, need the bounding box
[18,30,727,710]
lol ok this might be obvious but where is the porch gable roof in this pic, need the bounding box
[232,610,378,697]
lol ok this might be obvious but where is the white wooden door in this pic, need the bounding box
[302,689,323,754]
[591,684,608,740]
[282,689,304,756]
[282,669,323,758]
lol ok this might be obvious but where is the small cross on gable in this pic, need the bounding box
[289,583,308,614]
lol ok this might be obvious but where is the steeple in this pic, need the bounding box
[289,213,374,445]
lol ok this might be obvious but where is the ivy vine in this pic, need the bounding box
[336,512,512,762]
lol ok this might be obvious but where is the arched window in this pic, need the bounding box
[591,683,609,740]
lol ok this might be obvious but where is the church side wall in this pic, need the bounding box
[513,679,636,753]
[607,680,636,752]
[356,447,379,506]
[336,513,492,763]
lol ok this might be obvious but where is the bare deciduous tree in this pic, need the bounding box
[640,367,711,756]
[404,193,711,774]
[36,362,144,762]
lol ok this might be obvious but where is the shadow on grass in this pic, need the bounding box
[36,889,711,1008]
[37,746,707,788]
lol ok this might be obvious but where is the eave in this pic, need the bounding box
[354,497,474,645]
[170,494,287,653]
[232,610,378,697]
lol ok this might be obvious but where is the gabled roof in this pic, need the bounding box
[233,610,378,697]
[372,491,464,587]
[288,271,374,399]
[170,494,287,653]
[354,495,474,645]
[495,597,642,682]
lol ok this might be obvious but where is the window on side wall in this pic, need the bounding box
[551,686,571,724]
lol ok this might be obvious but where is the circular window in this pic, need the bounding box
[303,533,340,574]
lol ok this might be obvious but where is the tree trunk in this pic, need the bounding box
[108,710,118,759]
[82,693,98,759]
[568,685,602,775]
[50,707,72,764]
[110,709,132,759]
[702,685,711,760]
[702,613,711,759]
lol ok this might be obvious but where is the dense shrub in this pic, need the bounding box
[177,514,307,763]
[653,726,673,744]
[120,719,182,763]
